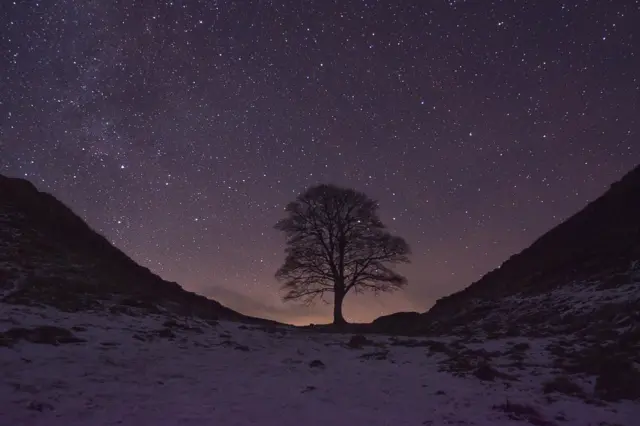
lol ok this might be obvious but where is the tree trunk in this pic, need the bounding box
[333,289,346,325]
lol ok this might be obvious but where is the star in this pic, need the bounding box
[0,0,637,324]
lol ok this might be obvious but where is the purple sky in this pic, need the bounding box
[1,0,638,324]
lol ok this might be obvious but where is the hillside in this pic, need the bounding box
[0,174,266,323]
[341,165,640,406]
[418,165,640,338]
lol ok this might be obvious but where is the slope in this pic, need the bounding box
[418,165,640,337]
[0,174,266,323]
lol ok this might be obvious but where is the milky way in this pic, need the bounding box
[1,1,638,324]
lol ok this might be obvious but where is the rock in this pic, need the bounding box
[347,334,372,349]
[512,342,531,351]
[156,328,176,339]
[389,338,432,347]
[27,401,54,412]
[425,340,451,355]
[0,326,85,346]
[473,364,500,381]
[0,335,12,347]
[309,359,325,368]
[473,363,516,382]
[493,401,554,426]
[163,319,179,328]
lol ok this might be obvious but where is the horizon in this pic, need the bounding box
[2,1,638,325]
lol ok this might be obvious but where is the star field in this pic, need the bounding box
[1,0,638,324]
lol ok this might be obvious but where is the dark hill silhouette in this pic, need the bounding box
[0,174,270,323]
[370,165,640,338]
[423,165,640,330]
[432,165,640,307]
[371,311,421,333]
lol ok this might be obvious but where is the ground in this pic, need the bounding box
[0,304,638,426]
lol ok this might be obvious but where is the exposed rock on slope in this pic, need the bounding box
[0,174,266,323]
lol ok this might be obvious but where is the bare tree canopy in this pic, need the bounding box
[274,184,411,324]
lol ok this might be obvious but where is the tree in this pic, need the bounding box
[274,184,411,325]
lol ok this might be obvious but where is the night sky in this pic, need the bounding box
[1,1,638,325]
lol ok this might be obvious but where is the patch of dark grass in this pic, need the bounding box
[234,344,250,352]
[0,326,85,346]
[474,362,517,382]
[309,359,325,368]
[359,350,389,361]
[493,400,556,426]
[542,376,585,398]
[389,338,433,348]
[513,342,531,351]
[347,334,374,349]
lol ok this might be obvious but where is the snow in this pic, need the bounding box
[432,269,640,340]
[1,304,638,426]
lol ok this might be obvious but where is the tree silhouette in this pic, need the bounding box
[274,184,410,324]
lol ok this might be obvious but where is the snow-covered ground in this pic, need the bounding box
[1,304,638,426]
